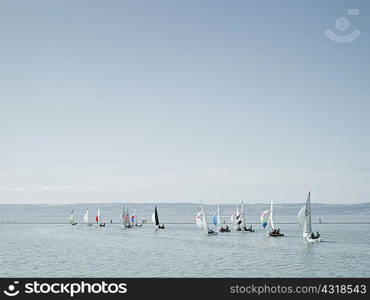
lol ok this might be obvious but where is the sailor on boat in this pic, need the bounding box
[220,225,231,232]
[310,231,320,239]
[242,224,255,232]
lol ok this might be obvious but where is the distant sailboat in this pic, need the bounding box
[121,205,132,228]
[240,201,254,232]
[267,199,284,237]
[298,192,321,242]
[84,208,92,227]
[69,209,77,225]
[152,205,165,229]
[96,208,105,227]
[196,201,217,236]
[260,209,270,228]
[212,205,230,233]
[231,204,242,231]
[131,210,142,228]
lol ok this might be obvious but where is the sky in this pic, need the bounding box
[0,0,369,204]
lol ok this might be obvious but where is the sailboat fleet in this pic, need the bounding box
[121,205,143,229]
[68,192,322,242]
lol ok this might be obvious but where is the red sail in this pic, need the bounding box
[96,215,99,223]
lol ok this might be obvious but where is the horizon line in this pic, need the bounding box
[0,201,369,206]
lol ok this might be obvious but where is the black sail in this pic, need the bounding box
[154,206,160,226]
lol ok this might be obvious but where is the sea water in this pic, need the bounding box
[0,203,369,277]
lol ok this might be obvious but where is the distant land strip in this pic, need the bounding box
[1,222,370,225]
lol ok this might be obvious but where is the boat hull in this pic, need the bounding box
[269,232,284,237]
[306,237,322,243]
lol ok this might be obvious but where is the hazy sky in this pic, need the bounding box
[1,0,369,204]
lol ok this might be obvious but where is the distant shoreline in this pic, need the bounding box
[1,222,370,225]
[0,202,369,205]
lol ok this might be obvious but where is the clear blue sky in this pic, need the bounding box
[1,0,369,204]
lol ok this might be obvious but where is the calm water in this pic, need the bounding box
[0,203,370,277]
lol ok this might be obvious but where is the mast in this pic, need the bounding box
[241,201,245,227]
[306,191,312,234]
[201,204,208,231]
[269,199,275,230]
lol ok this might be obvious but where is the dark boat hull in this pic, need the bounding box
[269,232,284,237]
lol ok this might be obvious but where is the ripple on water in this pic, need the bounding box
[0,224,369,277]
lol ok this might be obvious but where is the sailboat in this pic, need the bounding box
[152,205,165,229]
[240,201,254,232]
[231,204,242,231]
[298,192,321,242]
[267,199,284,237]
[196,201,218,236]
[83,208,92,227]
[212,205,230,232]
[131,210,142,228]
[122,205,132,228]
[69,209,77,225]
[96,208,105,227]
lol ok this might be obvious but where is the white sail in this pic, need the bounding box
[217,205,222,230]
[234,203,241,228]
[269,200,275,230]
[201,204,208,231]
[196,202,208,231]
[83,209,89,224]
[196,211,205,229]
[241,201,246,227]
[69,210,76,224]
[230,211,236,222]
[151,213,156,224]
[306,192,312,234]
[297,206,305,228]
[297,192,312,237]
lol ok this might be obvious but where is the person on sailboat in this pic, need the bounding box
[208,229,216,235]
[311,232,315,239]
